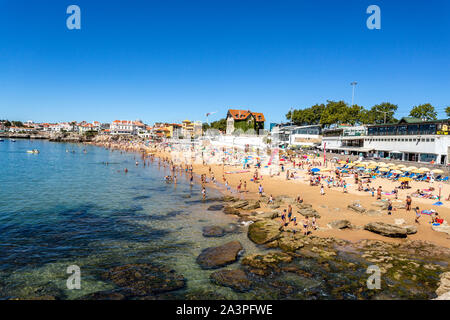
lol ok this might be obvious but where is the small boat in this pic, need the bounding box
[27,149,40,154]
[11,139,16,142]
[0,139,4,142]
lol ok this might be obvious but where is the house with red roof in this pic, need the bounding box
[226,109,265,135]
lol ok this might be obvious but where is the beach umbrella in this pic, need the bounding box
[418,167,430,172]
[321,168,332,172]
[388,163,397,167]
[391,170,403,174]
[367,165,378,169]
[338,160,347,164]
[399,177,412,182]
[411,169,422,174]
[355,163,366,167]
[397,164,406,168]
[311,168,320,172]
[378,162,386,166]
[378,167,390,172]
[432,169,444,174]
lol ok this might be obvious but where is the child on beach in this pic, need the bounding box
[387,199,393,215]
[258,184,263,197]
[268,195,274,204]
[414,206,421,223]
[320,184,325,196]
[202,187,206,200]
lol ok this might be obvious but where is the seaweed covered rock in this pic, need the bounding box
[202,226,226,237]
[210,269,252,292]
[364,222,408,238]
[196,241,243,269]
[242,252,293,276]
[248,220,282,245]
[103,264,186,296]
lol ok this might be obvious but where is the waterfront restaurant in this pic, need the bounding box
[364,117,449,165]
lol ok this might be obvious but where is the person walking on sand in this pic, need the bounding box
[268,194,274,204]
[406,196,412,212]
[320,184,325,196]
[387,199,393,215]
[414,206,421,223]
[377,186,382,200]
[258,184,263,197]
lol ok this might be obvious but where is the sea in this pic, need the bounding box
[0,139,263,299]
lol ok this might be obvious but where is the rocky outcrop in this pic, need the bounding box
[364,222,408,238]
[435,272,450,298]
[247,220,282,245]
[297,208,321,218]
[196,241,243,269]
[371,200,388,210]
[210,269,252,292]
[278,235,305,252]
[223,206,240,215]
[103,264,186,296]
[242,200,260,211]
[432,223,450,235]
[328,220,352,229]
[229,200,249,209]
[207,204,224,211]
[241,252,293,276]
[348,202,366,213]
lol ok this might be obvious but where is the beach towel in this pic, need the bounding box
[421,210,435,215]
[433,201,443,206]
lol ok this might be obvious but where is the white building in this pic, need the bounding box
[110,120,145,135]
[271,124,322,148]
[322,118,450,165]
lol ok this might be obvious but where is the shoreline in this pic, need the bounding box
[87,136,450,250]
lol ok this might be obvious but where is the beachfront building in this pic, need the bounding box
[181,120,203,138]
[364,117,450,165]
[321,126,368,155]
[271,124,322,148]
[225,109,265,135]
[110,120,145,135]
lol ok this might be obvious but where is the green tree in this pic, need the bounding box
[446,106,450,117]
[368,102,398,124]
[409,103,437,120]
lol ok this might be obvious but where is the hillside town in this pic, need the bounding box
[1,107,449,167]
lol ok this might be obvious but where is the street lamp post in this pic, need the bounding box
[350,81,358,106]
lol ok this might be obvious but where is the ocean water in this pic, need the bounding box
[0,139,263,299]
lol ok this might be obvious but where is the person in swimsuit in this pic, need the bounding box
[303,217,309,236]
[406,196,412,212]
[387,199,393,215]
[414,206,420,224]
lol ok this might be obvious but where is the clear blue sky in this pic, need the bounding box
[0,0,449,125]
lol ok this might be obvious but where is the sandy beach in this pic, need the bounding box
[90,136,450,249]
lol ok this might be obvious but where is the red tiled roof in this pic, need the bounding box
[227,109,265,122]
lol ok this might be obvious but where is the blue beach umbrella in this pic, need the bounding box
[311,168,320,172]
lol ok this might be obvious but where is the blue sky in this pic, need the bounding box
[0,0,449,125]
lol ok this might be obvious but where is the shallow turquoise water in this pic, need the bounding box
[0,139,263,299]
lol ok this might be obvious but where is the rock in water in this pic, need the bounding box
[247,220,282,245]
[79,291,126,300]
[103,264,186,296]
[328,220,352,229]
[210,269,252,292]
[202,226,226,237]
[207,204,224,211]
[223,223,239,233]
[196,241,243,269]
[364,222,408,238]
[223,206,240,215]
